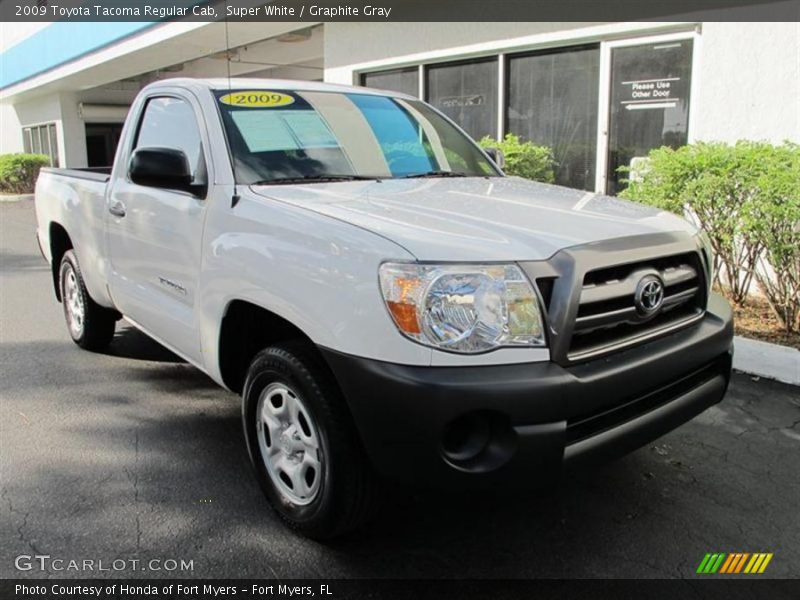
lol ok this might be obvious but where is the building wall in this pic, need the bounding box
[0,103,23,154]
[0,87,131,166]
[10,94,64,165]
[0,22,50,153]
[693,22,799,144]
[3,92,83,167]
[0,21,324,166]
[324,21,800,145]
[3,21,797,169]
[324,22,600,70]
[58,92,88,167]
[0,21,50,54]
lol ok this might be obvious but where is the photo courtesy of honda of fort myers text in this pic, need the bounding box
[1,0,799,599]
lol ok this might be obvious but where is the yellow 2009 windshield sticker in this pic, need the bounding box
[219,91,295,108]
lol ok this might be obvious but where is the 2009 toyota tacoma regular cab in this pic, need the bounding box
[35,78,733,539]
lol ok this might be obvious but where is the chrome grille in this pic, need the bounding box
[568,253,706,360]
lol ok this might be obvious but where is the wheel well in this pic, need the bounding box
[49,223,72,302]
[218,300,316,394]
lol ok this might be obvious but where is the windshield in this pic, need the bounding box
[214,89,500,184]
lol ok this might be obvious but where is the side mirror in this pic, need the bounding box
[484,147,505,170]
[129,147,200,195]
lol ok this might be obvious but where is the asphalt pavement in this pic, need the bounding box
[1,199,798,579]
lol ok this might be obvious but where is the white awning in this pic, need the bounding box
[78,103,129,123]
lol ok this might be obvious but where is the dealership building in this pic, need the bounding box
[1,20,797,194]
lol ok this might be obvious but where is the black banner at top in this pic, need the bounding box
[1,0,798,22]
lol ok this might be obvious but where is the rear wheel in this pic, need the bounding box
[242,341,378,539]
[59,250,116,351]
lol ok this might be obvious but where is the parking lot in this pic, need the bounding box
[1,199,798,579]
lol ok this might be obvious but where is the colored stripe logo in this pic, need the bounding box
[697,553,773,574]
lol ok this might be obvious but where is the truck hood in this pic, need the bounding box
[250,177,697,261]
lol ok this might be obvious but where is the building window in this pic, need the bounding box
[507,45,600,191]
[352,32,694,195]
[605,39,693,195]
[361,68,419,97]
[426,58,498,140]
[22,123,59,166]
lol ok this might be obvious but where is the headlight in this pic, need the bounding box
[379,262,546,353]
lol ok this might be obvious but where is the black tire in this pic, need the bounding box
[58,250,116,351]
[242,341,378,539]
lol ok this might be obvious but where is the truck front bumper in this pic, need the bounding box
[322,294,733,489]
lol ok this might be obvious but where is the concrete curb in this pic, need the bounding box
[733,336,800,386]
[0,193,34,202]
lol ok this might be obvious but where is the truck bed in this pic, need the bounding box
[35,167,112,307]
[40,167,111,182]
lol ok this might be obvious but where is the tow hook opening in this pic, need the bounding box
[441,411,517,473]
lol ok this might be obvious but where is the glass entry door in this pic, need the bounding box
[605,39,693,195]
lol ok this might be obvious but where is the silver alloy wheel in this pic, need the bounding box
[62,264,85,338]
[256,382,322,506]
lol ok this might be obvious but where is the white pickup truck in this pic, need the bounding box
[35,78,733,538]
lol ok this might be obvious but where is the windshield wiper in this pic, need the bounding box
[251,174,378,185]
[402,170,468,179]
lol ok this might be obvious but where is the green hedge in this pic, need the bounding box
[621,141,800,332]
[0,153,51,194]
[479,134,555,183]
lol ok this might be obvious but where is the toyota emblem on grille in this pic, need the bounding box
[635,275,665,316]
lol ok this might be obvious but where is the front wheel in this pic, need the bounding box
[242,342,378,539]
[59,250,116,351]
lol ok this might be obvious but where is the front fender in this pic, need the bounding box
[196,192,432,384]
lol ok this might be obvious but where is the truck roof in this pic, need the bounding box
[140,77,417,101]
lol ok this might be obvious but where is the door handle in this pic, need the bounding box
[109,201,126,218]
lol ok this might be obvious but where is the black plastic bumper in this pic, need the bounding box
[322,294,733,489]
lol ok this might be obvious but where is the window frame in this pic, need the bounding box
[503,42,601,137]
[352,26,700,193]
[360,67,421,98]
[504,42,601,191]
[22,122,59,167]
[423,55,500,142]
[596,31,700,193]
[128,92,211,199]
[212,88,502,183]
